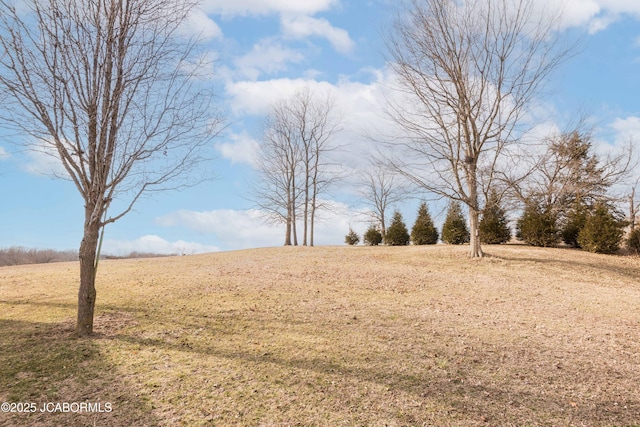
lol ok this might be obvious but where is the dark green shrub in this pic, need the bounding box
[561,202,588,248]
[363,224,383,246]
[577,203,624,254]
[479,191,511,244]
[441,201,469,245]
[516,203,559,247]
[385,210,410,246]
[344,228,360,245]
[411,202,439,245]
[626,228,640,254]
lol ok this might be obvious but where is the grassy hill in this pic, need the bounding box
[1,245,639,426]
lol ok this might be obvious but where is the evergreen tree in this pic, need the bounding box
[385,210,410,246]
[441,202,470,244]
[479,191,511,244]
[577,203,624,254]
[516,202,559,247]
[344,228,360,245]
[561,200,589,248]
[411,202,439,245]
[363,224,383,246]
[626,228,640,254]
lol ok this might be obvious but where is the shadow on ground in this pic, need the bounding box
[0,316,159,427]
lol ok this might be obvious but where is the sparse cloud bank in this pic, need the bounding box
[156,201,369,250]
[102,235,220,256]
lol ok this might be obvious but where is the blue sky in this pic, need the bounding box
[1,0,639,254]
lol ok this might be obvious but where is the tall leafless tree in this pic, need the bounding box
[252,88,340,247]
[252,102,301,246]
[385,0,572,257]
[0,0,222,336]
[357,164,405,239]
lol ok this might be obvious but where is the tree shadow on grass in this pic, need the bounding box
[111,310,640,426]
[0,317,159,427]
[486,248,640,284]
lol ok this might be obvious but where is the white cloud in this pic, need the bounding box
[23,142,69,178]
[102,235,220,256]
[182,8,223,40]
[611,116,640,143]
[157,208,284,249]
[225,74,389,119]
[226,78,338,116]
[557,0,602,29]
[200,0,353,56]
[281,15,354,54]
[0,146,10,160]
[200,0,338,17]
[234,39,305,80]
[216,131,260,166]
[156,201,368,250]
[532,0,640,33]
[224,71,398,170]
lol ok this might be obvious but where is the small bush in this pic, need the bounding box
[516,203,559,247]
[385,210,410,246]
[411,202,439,245]
[441,202,469,245]
[479,191,511,244]
[363,224,383,246]
[344,228,360,246]
[626,228,640,254]
[577,203,624,254]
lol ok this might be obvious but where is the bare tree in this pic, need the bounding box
[357,164,405,239]
[515,131,631,212]
[252,88,340,247]
[252,103,301,246]
[0,0,222,336]
[385,0,572,257]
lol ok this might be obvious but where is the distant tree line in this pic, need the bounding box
[0,247,77,267]
[0,247,176,267]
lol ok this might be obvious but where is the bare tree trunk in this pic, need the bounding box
[310,183,317,247]
[468,208,483,258]
[468,165,484,258]
[291,180,298,246]
[76,211,100,336]
[284,196,292,246]
[310,206,315,247]
[303,163,309,246]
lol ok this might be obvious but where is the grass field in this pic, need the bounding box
[0,244,639,426]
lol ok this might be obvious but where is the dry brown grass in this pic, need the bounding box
[0,244,639,426]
